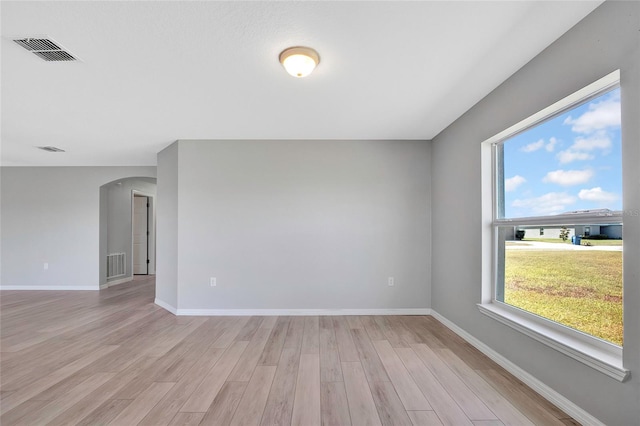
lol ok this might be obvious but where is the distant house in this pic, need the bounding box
[566,209,623,239]
[513,209,623,240]
[522,227,575,240]
[600,225,623,239]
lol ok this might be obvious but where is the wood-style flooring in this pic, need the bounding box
[0,276,578,425]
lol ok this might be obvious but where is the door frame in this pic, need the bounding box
[131,190,156,275]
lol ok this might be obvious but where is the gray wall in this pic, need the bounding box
[157,139,431,310]
[430,2,639,425]
[101,177,157,284]
[1,166,156,289]
[156,144,179,307]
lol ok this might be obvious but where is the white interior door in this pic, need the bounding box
[133,196,148,274]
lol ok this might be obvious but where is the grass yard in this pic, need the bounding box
[504,250,623,345]
[579,239,623,246]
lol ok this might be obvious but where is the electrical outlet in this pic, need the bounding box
[44,262,49,270]
[388,277,394,287]
[210,277,217,287]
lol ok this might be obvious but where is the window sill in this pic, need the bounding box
[478,302,629,382]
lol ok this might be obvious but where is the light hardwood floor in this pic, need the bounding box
[0,276,578,425]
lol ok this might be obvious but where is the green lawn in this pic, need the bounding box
[579,239,623,246]
[504,250,623,345]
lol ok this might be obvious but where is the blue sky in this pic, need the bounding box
[502,88,622,218]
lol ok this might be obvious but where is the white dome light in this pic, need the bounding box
[279,46,320,78]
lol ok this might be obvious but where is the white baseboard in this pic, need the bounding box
[154,298,178,315]
[0,285,99,291]
[174,308,431,316]
[157,304,430,317]
[100,276,133,289]
[429,310,605,426]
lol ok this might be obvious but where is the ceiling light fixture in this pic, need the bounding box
[279,46,320,78]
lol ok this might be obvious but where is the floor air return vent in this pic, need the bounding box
[107,253,126,278]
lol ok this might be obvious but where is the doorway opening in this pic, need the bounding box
[133,192,153,275]
[99,177,156,289]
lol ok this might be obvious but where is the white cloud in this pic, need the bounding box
[521,139,544,153]
[563,96,621,134]
[556,150,594,164]
[512,192,577,216]
[545,137,558,152]
[542,169,594,186]
[505,175,526,192]
[578,187,619,203]
[571,133,612,151]
[521,137,558,153]
[556,133,611,164]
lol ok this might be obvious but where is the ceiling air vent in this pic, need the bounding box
[38,146,66,153]
[13,37,78,62]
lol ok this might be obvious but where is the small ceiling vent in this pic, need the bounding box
[38,146,66,153]
[13,37,78,62]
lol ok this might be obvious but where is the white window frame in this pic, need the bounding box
[479,70,629,382]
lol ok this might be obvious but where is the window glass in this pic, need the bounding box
[497,224,623,345]
[495,87,623,346]
[501,88,622,219]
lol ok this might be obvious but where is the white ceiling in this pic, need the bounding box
[1,1,602,166]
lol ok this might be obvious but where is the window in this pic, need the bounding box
[480,70,628,381]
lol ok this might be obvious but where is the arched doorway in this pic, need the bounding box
[99,177,157,288]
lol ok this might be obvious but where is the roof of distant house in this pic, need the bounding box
[561,209,622,216]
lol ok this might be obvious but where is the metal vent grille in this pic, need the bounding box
[13,37,78,62]
[107,253,126,278]
[38,146,66,153]
[33,51,76,62]
[14,38,61,51]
